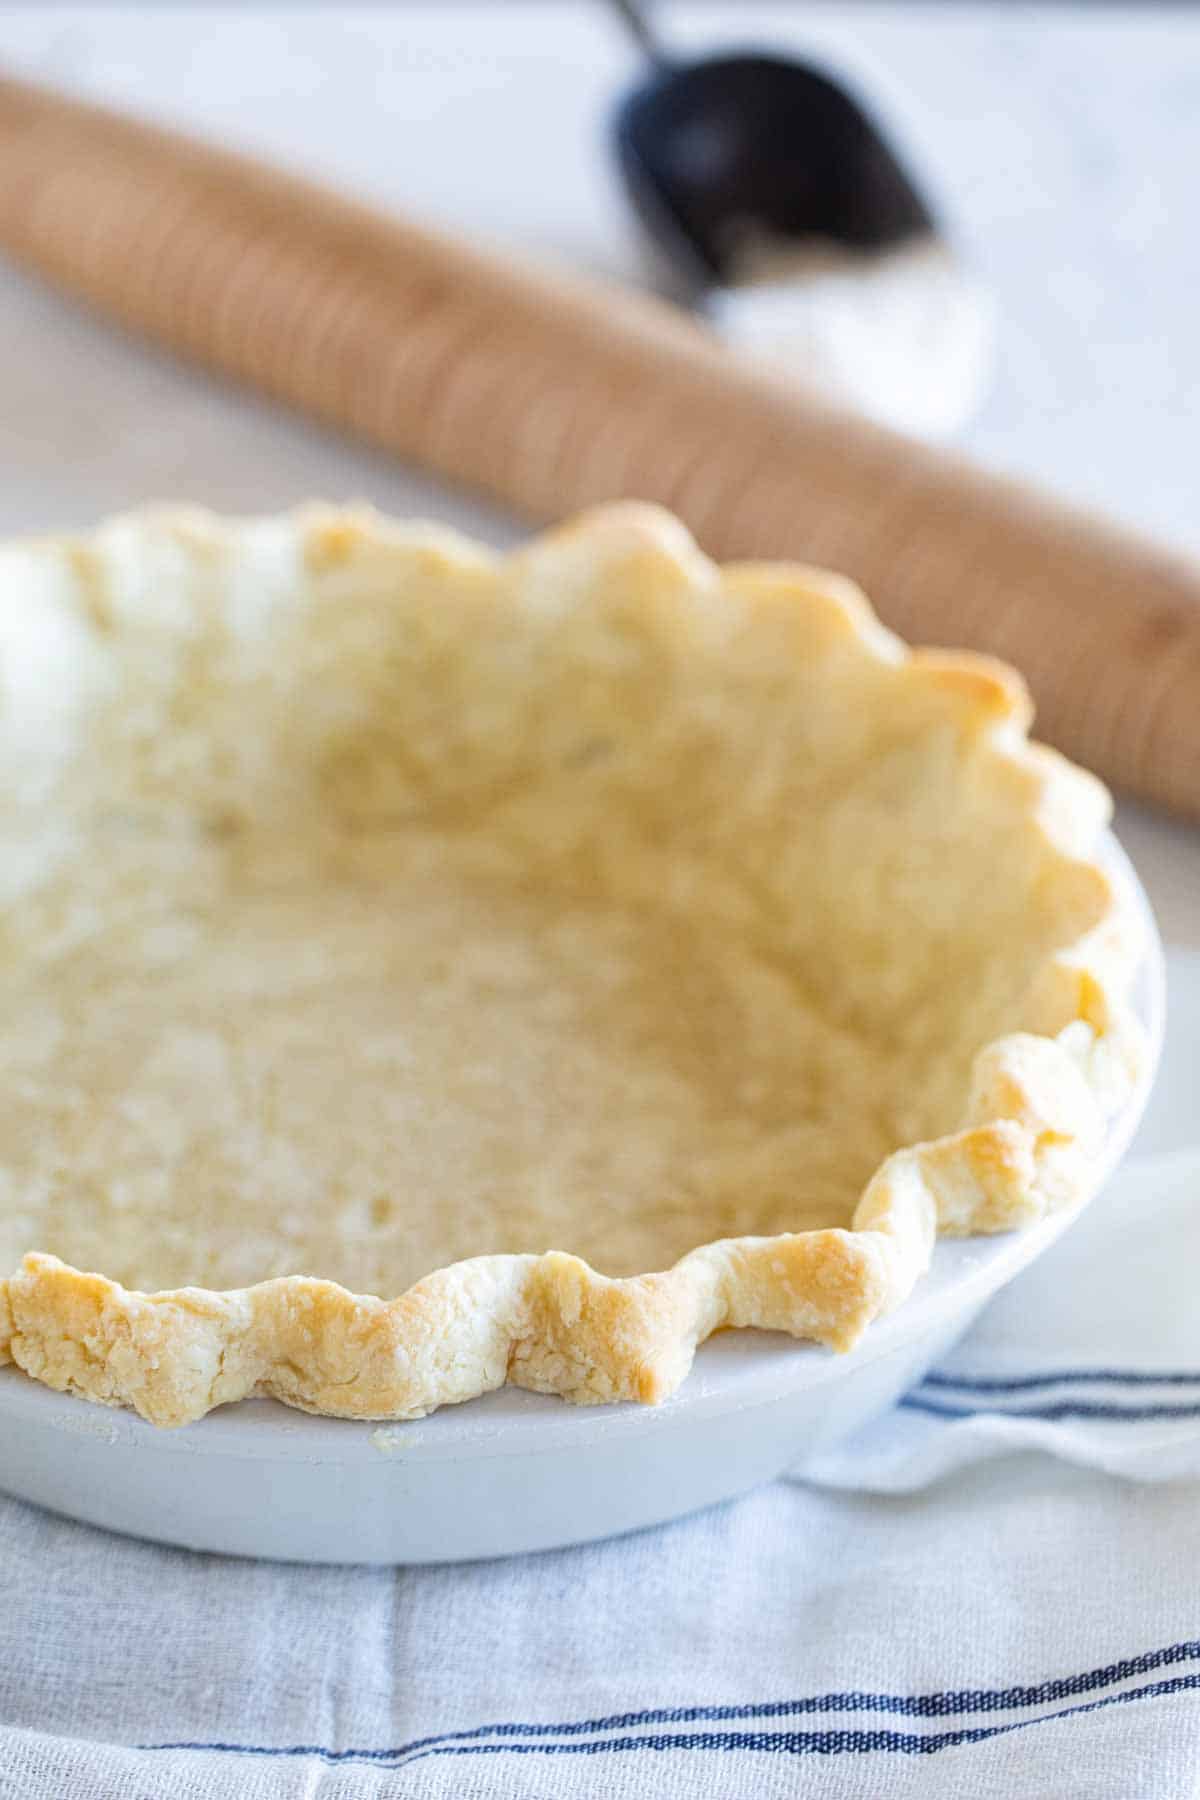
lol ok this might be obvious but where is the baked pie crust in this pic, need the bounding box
[0,504,1141,1426]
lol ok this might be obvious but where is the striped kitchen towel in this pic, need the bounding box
[1,1149,1197,1799]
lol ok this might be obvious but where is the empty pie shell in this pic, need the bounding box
[0,504,1141,1427]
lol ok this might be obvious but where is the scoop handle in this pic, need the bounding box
[0,72,1196,817]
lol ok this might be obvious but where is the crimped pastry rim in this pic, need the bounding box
[0,503,1144,1428]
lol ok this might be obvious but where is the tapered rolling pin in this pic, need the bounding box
[0,72,1196,816]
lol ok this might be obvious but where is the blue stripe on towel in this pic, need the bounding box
[924,1369,1200,1394]
[903,1394,1200,1422]
[141,1638,1200,1766]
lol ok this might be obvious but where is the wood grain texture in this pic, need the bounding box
[0,72,1196,815]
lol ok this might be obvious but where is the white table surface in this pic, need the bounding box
[0,4,1193,1003]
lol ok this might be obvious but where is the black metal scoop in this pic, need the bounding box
[610,0,936,294]
[607,0,991,439]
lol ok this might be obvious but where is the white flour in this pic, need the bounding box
[708,237,995,440]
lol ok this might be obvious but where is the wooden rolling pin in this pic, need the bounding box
[0,72,1197,817]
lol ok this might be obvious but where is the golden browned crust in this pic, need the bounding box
[0,504,1142,1425]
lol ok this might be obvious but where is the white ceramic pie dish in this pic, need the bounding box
[0,835,1161,1564]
